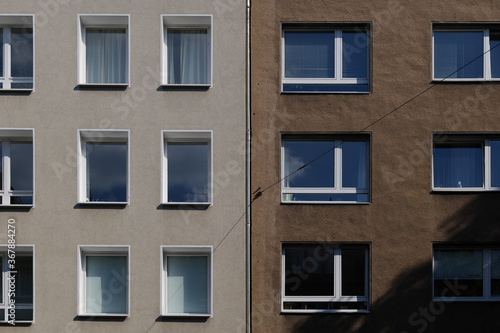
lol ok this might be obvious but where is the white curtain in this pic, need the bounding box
[167,29,207,84]
[167,256,208,314]
[86,28,127,84]
[86,256,127,314]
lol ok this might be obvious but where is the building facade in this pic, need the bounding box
[251,0,500,332]
[0,0,247,332]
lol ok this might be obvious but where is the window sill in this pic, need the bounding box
[160,313,212,318]
[431,188,500,192]
[281,201,369,205]
[77,201,129,206]
[0,88,33,92]
[281,309,369,314]
[431,79,500,83]
[0,204,33,209]
[77,83,129,89]
[77,313,129,318]
[161,84,211,88]
[433,297,500,302]
[160,202,212,207]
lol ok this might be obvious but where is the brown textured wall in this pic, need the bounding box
[251,1,500,332]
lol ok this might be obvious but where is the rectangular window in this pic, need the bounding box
[282,243,369,313]
[0,245,34,323]
[433,24,500,81]
[0,129,34,206]
[78,245,129,316]
[78,15,129,85]
[432,134,500,191]
[161,131,212,205]
[161,246,213,317]
[0,15,34,90]
[281,134,369,203]
[282,23,370,93]
[433,246,500,301]
[161,15,213,86]
[78,130,129,204]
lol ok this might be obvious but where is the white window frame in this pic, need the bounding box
[0,245,35,324]
[161,130,213,205]
[281,243,369,314]
[160,14,213,87]
[432,134,500,192]
[160,245,213,317]
[0,15,35,91]
[77,245,130,317]
[432,27,500,81]
[0,128,34,207]
[77,14,130,86]
[281,134,370,204]
[77,129,130,204]
[432,246,500,302]
[281,24,370,93]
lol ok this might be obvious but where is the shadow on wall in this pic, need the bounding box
[292,194,500,333]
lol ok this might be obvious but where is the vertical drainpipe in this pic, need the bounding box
[246,0,251,331]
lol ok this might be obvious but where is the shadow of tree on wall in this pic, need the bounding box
[292,194,500,333]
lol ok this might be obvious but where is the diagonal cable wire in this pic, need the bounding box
[212,37,500,253]
[252,41,500,200]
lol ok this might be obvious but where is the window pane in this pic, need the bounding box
[433,142,483,188]
[167,256,208,314]
[11,28,33,78]
[167,142,209,203]
[490,31,500,78]
[434,31,483,79]
[342,141,367,188]
[284,140,334,188]
[434,249,483,297]
[10,142,33,191]
[491,141,500,187]
[167,29,208,84]
[342,31,368,79]
[86,255,127,314]
[284,31,334,78]
[341,249,366,296]
[0,28,3,77]
[10,83,33,89]
[14,309,33,321]
[491,250,500,296]
[86,28,127,84]
[15,256,33,304]
[284,246,334,296]
[86,142,127,202]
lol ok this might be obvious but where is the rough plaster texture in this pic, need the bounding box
[0,0,247,332]
[251,0,500,332]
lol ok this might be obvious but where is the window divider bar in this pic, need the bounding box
[3,27,10,89]
[485,140,492,189]
[3,141,10,205]
[484,29,491,80]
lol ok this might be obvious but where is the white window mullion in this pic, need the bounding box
[335,140,342,190]
[485,140,492,189]
[3,141,10,205]
[334,248,341,298]
[3,27,11,89]
[484,249,491,299]
[334,30,342,81]
[485,30,491,80]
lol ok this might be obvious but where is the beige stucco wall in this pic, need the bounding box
[251,0,500,332]
[0,0,247,332]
